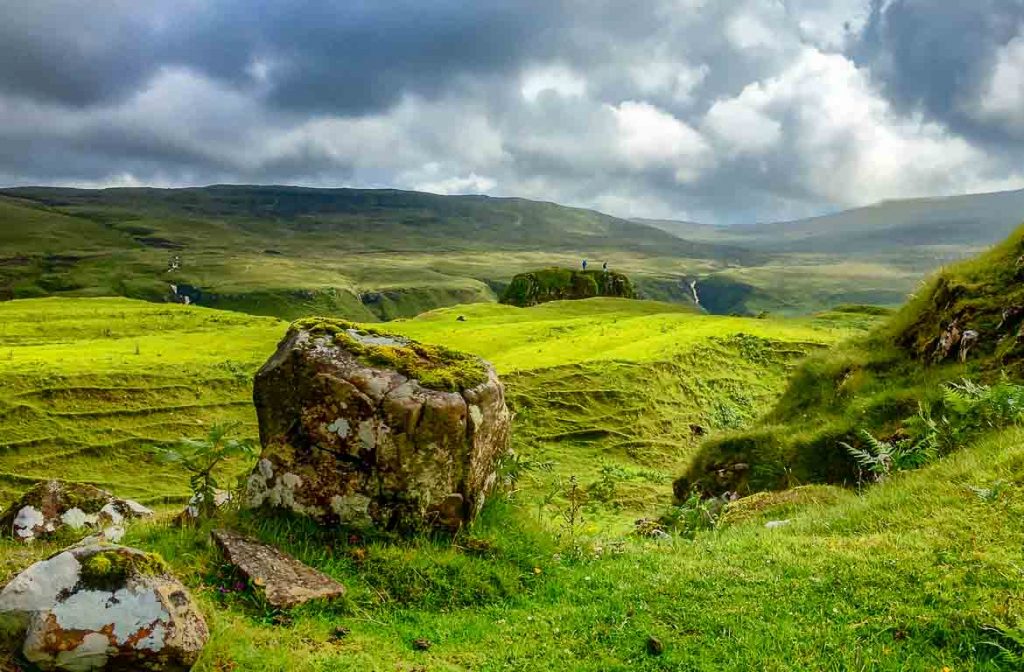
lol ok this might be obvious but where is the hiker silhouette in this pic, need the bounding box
[582,259,588,271]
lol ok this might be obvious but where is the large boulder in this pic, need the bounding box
[0,543,208,671]
[246,319,511,531]
[0,481,153,543]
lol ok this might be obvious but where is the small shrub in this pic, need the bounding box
[151,422,257,519]
[660,489,720,539]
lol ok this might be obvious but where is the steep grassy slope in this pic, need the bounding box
[0,185,759,320]
[678,221,1024,495]
[1,298,1021,670]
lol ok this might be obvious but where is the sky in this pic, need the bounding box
[2,0,1024,224]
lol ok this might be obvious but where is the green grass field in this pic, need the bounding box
[2,296,1022,670]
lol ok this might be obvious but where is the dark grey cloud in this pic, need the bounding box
[0,0,1022,222]
[854,0,1024,144]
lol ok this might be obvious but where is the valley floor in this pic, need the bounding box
[1,297,1020,670]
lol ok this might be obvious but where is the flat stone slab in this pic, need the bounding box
[211,530,345,609]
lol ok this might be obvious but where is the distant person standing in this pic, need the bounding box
[602,261,608,272]
[582,259,588,271]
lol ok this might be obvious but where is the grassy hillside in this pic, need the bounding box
[678,221,1024,495]
[0,185,758,321]
[3,297,1023,670]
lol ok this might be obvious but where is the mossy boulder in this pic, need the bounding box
[0,543,207,671]
[0,480,153,543]
[500,268,636,307]
[246,319,511,531]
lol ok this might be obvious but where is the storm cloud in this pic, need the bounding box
[1,0,1023,222]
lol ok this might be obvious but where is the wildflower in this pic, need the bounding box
[533,566,542,575]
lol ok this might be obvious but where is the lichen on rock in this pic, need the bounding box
[246,319,511,531]
[0,543,207,671]
[0,481,153,543]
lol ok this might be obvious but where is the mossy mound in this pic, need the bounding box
[290,317,489,392]
[500,268,636,307]
[717,485,846,528]
[677,222,1024,496]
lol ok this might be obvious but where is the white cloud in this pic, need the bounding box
[726,9,779,50]
[974,30,1024,134]
[786,0,871,50]
[609,101,712,182]
[703,96,782,155]
[706,47,1017,205]
[520,65,587,102]
[409,169,497,195]
[630,61,709,104]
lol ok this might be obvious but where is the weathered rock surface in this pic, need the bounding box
[246,319,511,531]
[0,481,153,543]
[0,543,207,671]
[212,530,346,609]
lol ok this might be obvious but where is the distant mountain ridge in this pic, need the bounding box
[640,187,1024,262]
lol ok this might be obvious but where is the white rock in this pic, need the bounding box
[765,519,792,529]
[13,506,45,539]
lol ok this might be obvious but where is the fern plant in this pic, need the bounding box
[151,422,257,519]
[841,425,937,484]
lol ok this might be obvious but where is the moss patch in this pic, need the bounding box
[78,547,169,592]
[291,318,489,392]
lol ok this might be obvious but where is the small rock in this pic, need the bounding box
[0,543,207,671]
[212,530,346,609]
[412,638,432,651]
[959,330,979,362]
[456,315,467,322]
[646,636,664,656]
[765,519,792,529]
[0,480,152,543]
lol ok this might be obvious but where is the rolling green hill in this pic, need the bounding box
[0,185,756,321]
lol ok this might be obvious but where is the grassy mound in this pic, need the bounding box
[501,268,636,307]
[677,223,1024,496]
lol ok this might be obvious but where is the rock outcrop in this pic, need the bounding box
[212,530,346,609]
[0,481,153,543]
[500,268,636,307]
[0,543,207,671]
[246,318,511,531]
